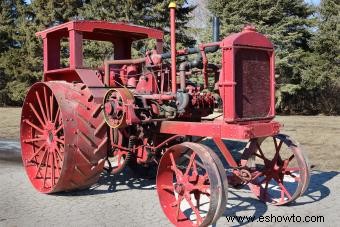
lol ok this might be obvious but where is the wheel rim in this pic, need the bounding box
[21,83,64,193]
[241,134,310,205]
[157,142,226,226]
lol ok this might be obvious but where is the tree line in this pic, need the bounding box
[0,0,339,114]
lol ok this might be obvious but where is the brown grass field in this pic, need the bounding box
[0,107,339,171]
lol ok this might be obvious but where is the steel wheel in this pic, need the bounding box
[241,134,310,205]
[21,82,108,193]
[104,128,131,174]
[21,83,64,193]
[157,142,227,227]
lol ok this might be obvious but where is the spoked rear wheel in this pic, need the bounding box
[104,128,131,174]
[157,142,227,227]
[21,82,108,193]
[241,134,310,205]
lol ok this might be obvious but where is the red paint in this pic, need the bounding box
[36,20,164,81]
[169,6,177,93]
[23,8,309,227]
[219,26,275,122]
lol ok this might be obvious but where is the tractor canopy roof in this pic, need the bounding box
[36,20,164,41]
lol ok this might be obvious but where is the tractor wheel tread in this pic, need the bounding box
[77,114,96,129]
[92,105,102,118]
[94,120,107,137]
[21,81,108,193]
[74,165,87,177]
[77,130,96,148]
[76,147,93,166]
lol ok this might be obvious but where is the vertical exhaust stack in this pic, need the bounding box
[169,2,177,93]
[212,16,220,42]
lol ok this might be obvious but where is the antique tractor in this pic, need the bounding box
[20,2,310,226]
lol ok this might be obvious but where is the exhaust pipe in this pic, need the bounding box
[161,16,220,59]
[169,2,177,93]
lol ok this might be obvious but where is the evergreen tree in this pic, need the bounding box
[0,0,27,105]
[79,0,194,45]
[0,0,83,105]
[77,0,196,68]
[208,0,315,113]
[301,0,340,114]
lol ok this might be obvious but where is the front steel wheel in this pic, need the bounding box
[157,142,227,226]
[241,134,310,205]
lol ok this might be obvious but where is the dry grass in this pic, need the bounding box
[0,108,21,140]
[0,107,339,170]
[276,115,340,171]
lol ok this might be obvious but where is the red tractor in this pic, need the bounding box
[20,2,310,226]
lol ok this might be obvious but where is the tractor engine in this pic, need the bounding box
[102,60,217,128]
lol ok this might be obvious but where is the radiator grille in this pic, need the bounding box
[235,49,270,119]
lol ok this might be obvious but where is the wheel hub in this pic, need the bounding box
[174,183,185,194]
[48,131,54,143]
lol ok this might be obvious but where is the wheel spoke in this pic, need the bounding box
[197,184,210,196]
[254,153,266,160]
[43,151,50,188]
[255,141,266,160]
[51,151,56,186]
[43,87,50,122]
[53,108,60,124]
[184,152,196,177]
[24,119,44,133]
[24,137,46,143]
[29,103,45,127]
[169,152,182,181]
[34,149,48,178]
[50,95,54,121]
[283,155,295,169]
[185,193,203,225]
[55,124,64,134]
[35,91,48,123]
[55,138,64,145]
[272,138,281,164]
[284,167,300,172]
[273,137,283,154]
[277,181,292,200]
[54,146,63,162]
[198,173,209,185]
[175,195,183,222]
[28,143,46,162]
[53,150,60,179]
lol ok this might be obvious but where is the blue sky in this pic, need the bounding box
[186,0,321,5]
[307,0,321,5]
[26,0,321,5]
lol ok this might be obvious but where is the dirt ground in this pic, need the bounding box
[0,107,339,170]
